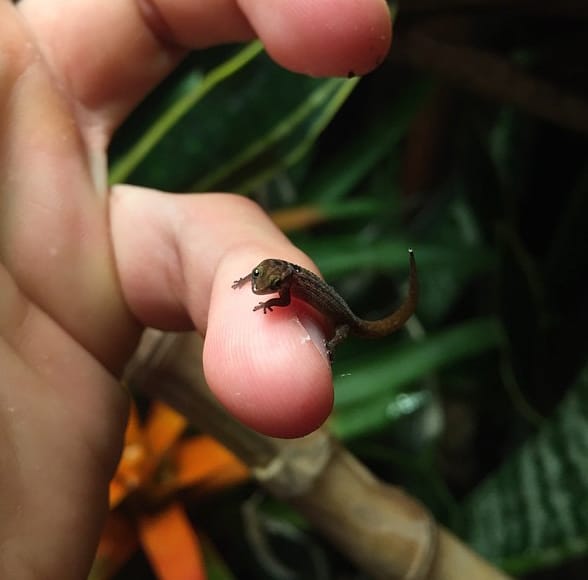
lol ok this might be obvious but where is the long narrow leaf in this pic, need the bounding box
[331,318,505,439]
[110,42,263,184]
[462,363,588,575]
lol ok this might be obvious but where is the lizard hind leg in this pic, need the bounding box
[326,323,350,361]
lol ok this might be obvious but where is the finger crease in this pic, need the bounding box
[135,0,182,50]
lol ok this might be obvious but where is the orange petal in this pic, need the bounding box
[91,512,138,580]
[145,401,188,460]
[124,398,144,445]
[109,400,150,508]
[138,503,206,580]
[109,478,129,510]
[174,436,249,492]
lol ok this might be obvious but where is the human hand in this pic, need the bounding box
[0,1,391,577]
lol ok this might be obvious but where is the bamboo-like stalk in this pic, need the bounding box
[124,329,511,580]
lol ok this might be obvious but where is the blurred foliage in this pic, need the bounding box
[109,5,588,578]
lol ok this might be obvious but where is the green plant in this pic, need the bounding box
[109,26,588,577]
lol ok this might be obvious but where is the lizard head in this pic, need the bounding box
[250,259,294,294]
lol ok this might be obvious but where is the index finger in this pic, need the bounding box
[110,187,334,438]
[18,0,392,135]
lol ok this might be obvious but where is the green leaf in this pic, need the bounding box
[330,317,505,439]
[109,42,263,185]
[462,363,588,575]
[202,537,237,580]
[192,76,357,194]
[109,43,357,194]
[304,238,496,280]
[302,80,431,203]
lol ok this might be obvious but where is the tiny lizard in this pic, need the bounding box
[232,249,418,360]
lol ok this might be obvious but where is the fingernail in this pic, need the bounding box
[297,311,330,363]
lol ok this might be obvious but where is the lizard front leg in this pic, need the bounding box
[253,288,292,313]
[231,274,252,289]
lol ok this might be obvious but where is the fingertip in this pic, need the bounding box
[203,253,334,438]
[241,0,392,77]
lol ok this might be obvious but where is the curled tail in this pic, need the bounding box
[355,249,418,338]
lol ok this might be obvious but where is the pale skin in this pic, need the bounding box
[0,1,392,577]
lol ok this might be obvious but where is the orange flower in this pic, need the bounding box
[91,400,249,580]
